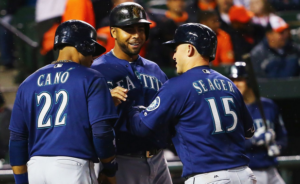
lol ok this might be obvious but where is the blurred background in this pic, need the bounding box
[0,0,300,183]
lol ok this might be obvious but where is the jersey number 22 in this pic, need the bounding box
[36,90,68,128]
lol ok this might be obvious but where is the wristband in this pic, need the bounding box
[14,172,29,184]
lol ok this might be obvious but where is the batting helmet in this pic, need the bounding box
[163,23,217,62]
[229,61,248,79]
[54,20,106,57]
[109,2,151,40]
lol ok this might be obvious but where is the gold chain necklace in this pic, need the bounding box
[51,60,74,64]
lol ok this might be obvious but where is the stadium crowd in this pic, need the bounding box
[0,0,300,79]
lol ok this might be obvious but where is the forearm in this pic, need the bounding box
[92,121,117,177]
[127,109,152,137]
[9,131,29,167]
[9,131,29,184]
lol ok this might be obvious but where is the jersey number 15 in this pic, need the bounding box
[206,97,237,134]
[36,90,68,128]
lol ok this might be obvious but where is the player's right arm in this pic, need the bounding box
[87,77,119,182]
[9,89,29,184]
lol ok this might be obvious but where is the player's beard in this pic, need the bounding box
[117,39,142,57]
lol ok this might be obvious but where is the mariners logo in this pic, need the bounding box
[132,6,141,18]
[146,96,160,111]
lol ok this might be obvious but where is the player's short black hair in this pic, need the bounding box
[56,44,72,51]
[198,10,218,23]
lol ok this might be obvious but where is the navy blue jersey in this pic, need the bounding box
[92,52,168,153]
[246,98,288,169]
[9,62,118,162]
[139,66,254,177]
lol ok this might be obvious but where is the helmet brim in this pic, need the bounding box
[112,19,151,27]
[93,40,106,57]
[163,40,182,49]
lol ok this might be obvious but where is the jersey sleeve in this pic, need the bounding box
[139,84,182,131]
[88,77,118,125]
[9,90,28,135]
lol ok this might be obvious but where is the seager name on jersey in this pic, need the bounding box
[193,78,235,94]
[37,72,70,87]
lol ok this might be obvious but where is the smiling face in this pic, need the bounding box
[111,24,146,57]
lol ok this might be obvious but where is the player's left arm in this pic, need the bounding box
[88,77,119,179]
[127,84,181,136]
[9,90,29,184]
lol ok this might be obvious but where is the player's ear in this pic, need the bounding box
[187,44,194,57]
[111,27,117,39]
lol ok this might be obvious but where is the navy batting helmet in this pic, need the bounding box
[54,20,106,57]
[229,62,248,79]
[109,2,151,40]
[163,23,217,62]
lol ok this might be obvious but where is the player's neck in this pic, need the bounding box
[112,45,138,62]
[184,56,209,72]
[244,89,256,105]
[56,47,80,64]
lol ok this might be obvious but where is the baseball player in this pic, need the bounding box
[9,20,118,184]
[229,62,288,184]
[125,23,257,184]
[91,2,172,184]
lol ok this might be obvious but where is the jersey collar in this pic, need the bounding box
[186,65,211,73]
[107,51,144,66]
